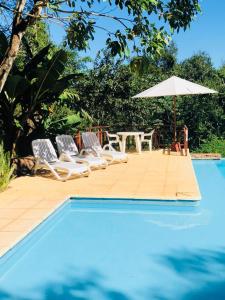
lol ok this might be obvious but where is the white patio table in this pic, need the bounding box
[116,131,144,154]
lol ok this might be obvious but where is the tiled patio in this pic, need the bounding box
[0,150,201,257]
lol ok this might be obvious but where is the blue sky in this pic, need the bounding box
[173,0,225,68]
[49,0,225,68]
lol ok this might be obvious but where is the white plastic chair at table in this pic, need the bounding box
[82,132,128,164]
[140,129,155,151]
[32,139,90,181]
[105,131,122,151]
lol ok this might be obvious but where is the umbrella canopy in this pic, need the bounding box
[132,76,217,141]
[132,76,217,98]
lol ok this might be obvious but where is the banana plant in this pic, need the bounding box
[0,32,82,156]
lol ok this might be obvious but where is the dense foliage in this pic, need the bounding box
[0,0,200,56]
[0,143,14,191]
[0,30,88,156]
[0,18,224,158]
[194,137,225,157]
[73,49,225,150]
[0,0,201,93]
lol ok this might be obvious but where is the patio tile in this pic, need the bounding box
[7,199,41,209]
[0,199,16,208]
[0,232,22,246]
[0,219,13,229]
[0,209,26,219]
[1,219,41,232]
[20,209,52,219]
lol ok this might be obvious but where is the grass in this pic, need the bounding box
[0,143,14,192]
[195,137,225,157]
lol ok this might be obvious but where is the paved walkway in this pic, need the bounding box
[0,151,201,257]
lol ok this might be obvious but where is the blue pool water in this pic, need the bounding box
[0,160,225,300]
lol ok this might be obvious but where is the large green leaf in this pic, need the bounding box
[4,75,30,100]
[21,36,33,60]
[44,113,82,131]
[33,49,68,100]
[22,44,51,78]
[53,73,83,95]
[66,114,81,125]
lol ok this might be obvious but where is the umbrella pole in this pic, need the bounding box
[173,96,177,142]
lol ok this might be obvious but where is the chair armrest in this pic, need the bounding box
[75,159,90,167]
[142,135,153,141]
[103,144,116,151]
[59,152,73,162]
[142,130,155,138]
[80,148,94,156]
[107,133,121,142]
[82,147,100,157]
[108,133,118,138]
[35,157,46,166]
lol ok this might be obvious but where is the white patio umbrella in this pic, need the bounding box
[133,76,217,141]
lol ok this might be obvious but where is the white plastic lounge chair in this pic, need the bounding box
[32,139,90,181]
[82,132,128,164]
[141,129,155,151]
[105,131,122,151]
[55,135,108,169]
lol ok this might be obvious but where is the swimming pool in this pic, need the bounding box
[0,160,225,299]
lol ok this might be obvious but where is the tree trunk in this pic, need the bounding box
[0,0,44,93]
[0,0,27,92]
[0,33,25,92]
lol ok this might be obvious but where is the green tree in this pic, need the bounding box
[0,32,82,156]
[15,21,50,70]
[73,49,175,132]
[177,53,225,148]
[74,50,225,151]
[0,0,201,92]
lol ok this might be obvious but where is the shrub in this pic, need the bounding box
[43,105,93,138]
[0,143,14,192]
[196,137,225,157]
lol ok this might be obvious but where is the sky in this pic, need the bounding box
[49,0,225,68]
[173,0,225,68]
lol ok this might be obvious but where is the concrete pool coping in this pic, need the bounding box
[0,150,201,257]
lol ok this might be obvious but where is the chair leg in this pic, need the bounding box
[118,141,122,152]
[121,136,126,153]
[149,141,152,151]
